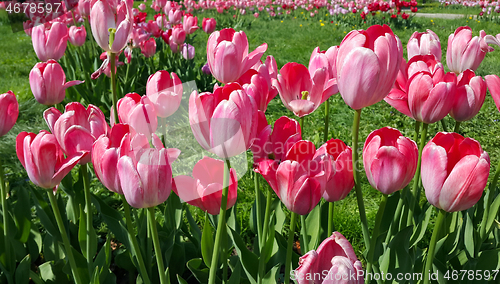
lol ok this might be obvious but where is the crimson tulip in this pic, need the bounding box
[318,139,354,202]
[407,29,442,61]
[32,21,68,62]
[146,70,183,118]
[294,232,363,284]
[140,38,156,58]
[421,132,490,212]
[207,28,267,84]
[202,17,216,34]
[173,157,237,215]
[0,91,19,137]
[16,131,87,190]
[446,27,491,74]
[363,127,418,195]
[30,60,84,106]
[449,69,486,122]
[336,24,402,110]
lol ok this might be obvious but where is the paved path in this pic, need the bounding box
[411,12,477,19]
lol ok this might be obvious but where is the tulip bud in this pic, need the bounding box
[0,91,19,137]
[450,69,486,122]
[182,43,195,60]
[447,27,491,74]
[32,21,68,62]
[140,37,156,58]
[183,14,198,35]
[69,25,87,47]
[319,139,354,202]
[407,29,442,61]
[202,17,216,34]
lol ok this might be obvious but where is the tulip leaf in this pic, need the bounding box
[228,259,242,284]
[176,274,188,284]
[379,226,413,276]
[30,188,59,240]
[410,205,433,247]
[228,227,259,284]
[164,192,183,232]
[476,248,500,271]
[14,254,31,284]
[305,203,321,251]
[272,198,286,234]
[70,246,91,284]
[485,193,500,236]
[91,194,131,249]
[464,211,475,258]
[186,258,209,283]
[262,264,280,284]
[28,271,44,284]
[78,204,98,262]
[201,215,215,268]
[261,211,277,264]
[185,207,202,245]
[13,186,31,243]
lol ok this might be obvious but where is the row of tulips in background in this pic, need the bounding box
[2,0,500,284]
[438,0,500,21]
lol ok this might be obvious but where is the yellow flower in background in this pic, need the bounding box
[300,24,303,27]
[321,23,324,26]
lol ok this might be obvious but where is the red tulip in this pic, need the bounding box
[407,29,442,61]
[273,62,337,117]
[183,14,198,35]
[32,21,68,62]
[173,157,237,215]
[44,102,110,164]
[69,25,87,47]
[202,17,216,34]
[140,37,156,58]
[449,70,486,122]
[0,91,19,137]
[189,83,258,159]
[447,27,491,74]
[422,132,490,212]
[207,28,267,84]
[336,24,402,110]
[90,0,133,53]
[146,70,183,118]
[30,60,84,106]
[294,232,363,284]
[16,131,87,190]
[318,139,354,202]
[363,127,418,195]
[113,93,158,139]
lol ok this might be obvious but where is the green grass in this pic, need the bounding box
[2,6,500,262]
[418,2,482,15]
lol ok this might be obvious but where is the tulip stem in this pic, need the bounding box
[257,186,274,284]
[351,109,371,249]
[109,52,119,124]
[300,215,309,253]
[489,158,500,193]
[120,195,151,284]
[255,173,264,250]
[324,98,330,143]
[0,159,13,276]
[47,191,83,284]
[454,121,461,133]
[327,202,335,236]
[148,207,168,284]
[440,119,448,132]
[385,189,405,244]
[407,122,428,227]
[208,159,231,284]
[423,210,446,284]
[80,164,93,272]
[284,212,298,284]
[366,194,388,283]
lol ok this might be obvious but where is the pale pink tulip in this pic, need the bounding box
[183,14,198,34]
[114,93,158,139]
[485,74,500,111]
[171,25,186,45]
[32,21,68,62]
[336,24,402,110]
[407,29,442,61]
[0,91,19,137]
[422,132,490,212]
[182,44,195,60]
[168,9,182,25]
[90,0,133,53]
[447,27,491,74]
[146,71,183,118]
[69,25,87,47]
[450,70,486,122]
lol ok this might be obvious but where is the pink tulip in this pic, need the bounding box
[363,127,418,195]
[90,0,133,53]
[207,28,267,84]
[309,46,339,81]
[168,9,182,25]
[173,157,237,215]
[294,232,363,284]
[485,74,500,111]
[189,83,258,159]
[422,132,490,212]
[202,17,216,34]
[182,43,195,60]
[238,56,278,112]
[446,27,491,74]
[78,0,91,17]
[140,37,156,58]
[113,93,158,139]
[32,21,68,62]
[183,14,198,34]
[44,102,110,164]
[0,91,19,137]
[449,70,486,122]
[318,139,354,202]
[138,3,146,10]
[117,136,174,208]
[16,131,87,190]
[256,140,332,215]
[273,62,337,117]
[171,25,186,45]
[407,29,442,61]
[68,25,87,47]
[146,71,183,118]
[30,60,84,106]
[92,124,130,194]
[336,24,402,110]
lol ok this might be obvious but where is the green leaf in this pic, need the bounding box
[228,258,242,284]
[15,254,31,284]
[272,198,286,234]
[410,205,433,247]
[476,248,500,271]
[228,227,259,284]
[91,194,130,249]
[305,204,321,250]
[186,258,209,283]
[30,189,59,240]
[485,193,500,236]
[379,226,414,276]
[78,205,97,262]
[464,211,475,258]
[262,264,280,284]
[13,186,31,243]
[164,193,183,232]
[176,274,188,284]
[185,208,202,244]
[29,270,45,284]
[201,215,215,268]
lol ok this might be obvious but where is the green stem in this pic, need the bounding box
[147,207,167,284]
[284,212,298,284]
[324,98,330,143]
[327,202,335,236]
[352,109,371,248]
[385,190,405,244]
[440,119,448,132]
[299,117,305,135]
[407,123,428,227]
[300,215,309,253]
[0,159,12,276]
[109,52,119,124]
[255,173,263,251]
[257,186,274,283]
[80,164,93,272]
[423,210,447,284]
[413,121,421,143]
[47,191,83,284]
[121,195,151,284]
[366,194,388,283]
[208,159,231,284]
[454,121,461,133]
[489,158,500,192]
[146,209,152,277]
